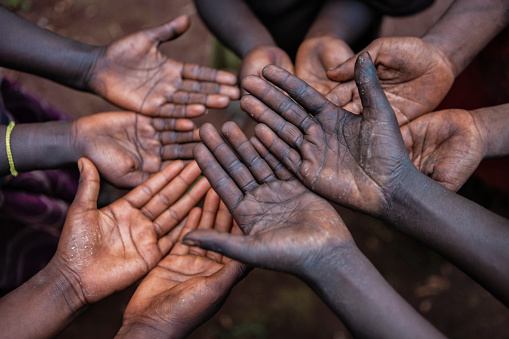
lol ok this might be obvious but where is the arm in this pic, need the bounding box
[472,103,509,158]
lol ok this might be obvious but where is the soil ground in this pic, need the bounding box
[1,1,509,338]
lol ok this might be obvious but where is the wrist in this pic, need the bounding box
[420,35,459,77]
[469,108,490,159]
[469,104,509,159]
[80,45,106,93]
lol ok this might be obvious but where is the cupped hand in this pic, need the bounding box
[401,109,485,191]
[240,53,415,217]
[326,37,455,125]
[73,111,200,188]
[87,15,240,117]
[117,190,248,339]
[52,159,210,305]
[182,122,352,276]
[295,36,354,97]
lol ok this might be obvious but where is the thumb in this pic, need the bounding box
[146,15,190,42]
[354,52,396,123]
[183,229,260,266]
[71,158,100,211]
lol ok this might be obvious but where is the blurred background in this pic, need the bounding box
[1,0,508,338]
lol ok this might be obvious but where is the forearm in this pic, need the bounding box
[386,169,509,305]
[0,6,102,90]
[422,0,509,76]
[304,0,376,45]
[0,259,87,338]
[471,103,509,158]
[303,244,444,338]
[193,0,276,57]
[0,121,77,176]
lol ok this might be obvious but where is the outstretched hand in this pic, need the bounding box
[240,53,415,218]
[51,159,210,306]
[182,122,352,276]
[401,109,485,191]
[326,37,455,125]
[87,15,240,116]
[73,111,200,188]
[117,190,248,338]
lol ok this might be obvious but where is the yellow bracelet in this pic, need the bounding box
[5,121,18,176]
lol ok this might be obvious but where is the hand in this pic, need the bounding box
[326,37,455,125]
[87,15,240,117]
[73,111,200,188]
[295,36,354,96]
[240,53,415,217]
[117,190,248,339]
[51,159,210,305]
[401,109,485,191]
[182,122,353,276]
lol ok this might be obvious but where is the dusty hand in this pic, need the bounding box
[401,109,485,191]
[73,111,200,188]
[183,122,352,276]
[52,159,210,305]
[118,190,248,338]
[87,15,239,116]
[241,53,415,217]
[326,37,455,125]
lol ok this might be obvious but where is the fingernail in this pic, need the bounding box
[78,159,83,174]
[183,239,198,246]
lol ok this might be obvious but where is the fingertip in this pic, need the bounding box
[220,121,240,136]
[206,95,230,108]
[170,15,190,34]
[186,104,206,117]
[354,51,377,86]
[215,70,238,85]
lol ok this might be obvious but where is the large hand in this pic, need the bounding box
[326,37,455,125]
[239,45,294,87]
[182,122,352,275]
[240,53,415,217]
[51,159,210,305]
[87,15,240,117]
[116,189,248,339]
[73,111,200,188]
[401,109,485,191]
[295,36,354,97]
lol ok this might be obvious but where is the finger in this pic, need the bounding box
[156,104,206,118]
[153,176,211,237]
[166,91,232,109]
[152,117,196,131]
[147,15,190,42]
[208,199,233,262]
[189,189,220,256]
[71,158,100,211]
[140,161,200,221]
[240,94,305,148]
[354,52,396,123]
[261,65,331,117]
[157,216,188,256]
[221,121,277,184]
[250,136,294,180]
[179,80,240,99]
[123,160,185,209]
[194,143,244,213]
[241,76,314,133]
[160,143,197,160]
[200,123,258,194]
[172,207,202,255]
[254,124,302,175]
[182,63,238,85]
[159,129,200,144]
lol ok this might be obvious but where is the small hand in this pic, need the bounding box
[117,190,248,339]
[73,111,200,188]
[326,37,455,125]
[52,159,210,305]
[401,109,485,191]
[183,122,352,276]
[295,36,354,96]
[87,15,240,117]
[241,53,414,217]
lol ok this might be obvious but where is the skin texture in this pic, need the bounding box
[0,159,210,338]
[116,190,249,339]
[87,15,239,116]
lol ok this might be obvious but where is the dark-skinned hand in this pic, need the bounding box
[182,122,353,275]
[51,159,210,306]
[240,52,415,218]
[72,111,200,188]
[87,15,240,117]
[326,37,455,125]
[400,108,485,191]
[116,189,249,339]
